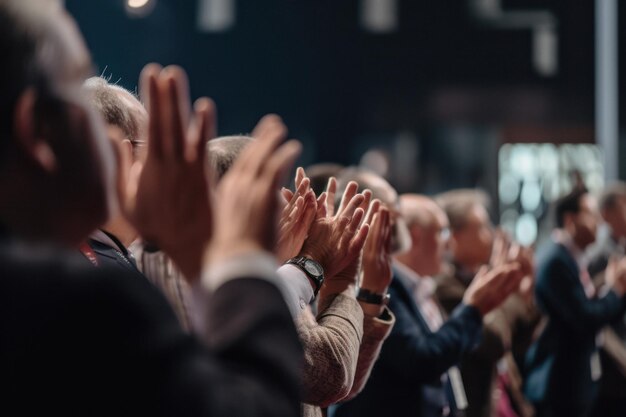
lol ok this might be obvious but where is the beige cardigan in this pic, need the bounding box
[298,288,394,417]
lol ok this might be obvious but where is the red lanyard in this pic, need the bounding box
[79,242,99,267]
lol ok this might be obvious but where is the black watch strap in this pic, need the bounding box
[286,256,324,296]
[357,288,390,305]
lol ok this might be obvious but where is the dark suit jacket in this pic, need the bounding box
[524,240,625,416]
[334,267,482,417]
[436,265,508,417]
[0,239,301,417]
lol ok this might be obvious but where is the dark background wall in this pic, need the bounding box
[66,0,625,194]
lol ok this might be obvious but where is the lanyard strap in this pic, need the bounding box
[79,242,99,267]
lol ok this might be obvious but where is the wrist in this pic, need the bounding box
[322,279,355,296]
[207,240,265,265]
[360,301,385,318]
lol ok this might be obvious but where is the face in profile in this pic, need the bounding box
[572,194,599,249]
[417,209,450,276]
[451,204,494,267]
[30,7,114,244]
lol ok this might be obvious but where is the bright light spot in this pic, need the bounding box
[516,213,538,246]
[128,0,150,8]
[499,174,520,205]
[521,180,542,212]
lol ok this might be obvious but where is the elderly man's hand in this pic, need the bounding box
[208,115,301,263]
[299,179,370,282]
[128,64,215,282]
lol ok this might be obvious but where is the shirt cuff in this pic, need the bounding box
[201,251,278,293]
[277,264,316,318]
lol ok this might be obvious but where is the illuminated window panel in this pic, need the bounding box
[498,143,603,246]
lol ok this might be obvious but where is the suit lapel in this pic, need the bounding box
[392,268,434,334]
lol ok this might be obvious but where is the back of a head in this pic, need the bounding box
[208,136,254,181]
[436,189,490,232]
[0,0,112,245]
[399,194,439,230]
[304,162,344,195]
[555,187,588,229]
[0,0,61,162]
[83,77,140,142]
[337,166,397,206]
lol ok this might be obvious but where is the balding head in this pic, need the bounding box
[83,77,148,160]
[395,194,450,276]
[208,135,253,181]
[400,194,446,230]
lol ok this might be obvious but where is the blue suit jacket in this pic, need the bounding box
[524,240,625,414]
[334,267,483,417]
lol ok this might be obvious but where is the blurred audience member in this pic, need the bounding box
[0,1,303,415]
[82,76,194,330]
[585,183,626,417]
[436,189,528,417]
[524,188,626,417]
[334,186,524,417]
[304,162,344,196]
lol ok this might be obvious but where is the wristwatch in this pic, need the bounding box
[286,256,325,296]
[357,288,390,305]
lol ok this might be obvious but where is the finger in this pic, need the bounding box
[295,177,310,198]
[251,113,282,139]
[348,224,370,258]
[141,65,164,159]
[357,189,372,225]
[347,208,365,235]
[191,98,212,164]
[246,116,288,177]
[364,199,381,226]
[164,66,191,159]
[300,193,318,228]
[338,193,366,221]
[295,167,306,188]
[316,192,328,218]
[281,188,294,203]
[377,208,391,252]
[263,140,303,192]
[337,181,358,216]
[364,211,382,253]
[326,177,337,217]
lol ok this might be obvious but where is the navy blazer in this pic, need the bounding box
[524,240,625,414]
[334,267,483,417]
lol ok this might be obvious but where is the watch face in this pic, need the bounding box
[304,260,323,276]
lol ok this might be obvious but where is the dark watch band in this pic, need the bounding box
[357,288,390,305]
[285,256,324,296]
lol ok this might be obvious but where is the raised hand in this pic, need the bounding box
[463,262,525,316]
[605,256,626,297]
[299,180,370,282]
[358,204,393,316]
[360,202,392,294]
[208,115,302,263]
[276,168,317,263]
[490,228,511,268]
[128,64,215,281]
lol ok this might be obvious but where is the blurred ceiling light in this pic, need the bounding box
[128,0,150,8]
[125,0,155,17]
[198,0,235,32]
[360,0,398,33]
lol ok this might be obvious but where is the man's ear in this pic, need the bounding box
[410,225,422,248]
[13,88,57,172]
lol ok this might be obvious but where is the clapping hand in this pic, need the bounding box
[276,167,317,263]
[128,64,215,281]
